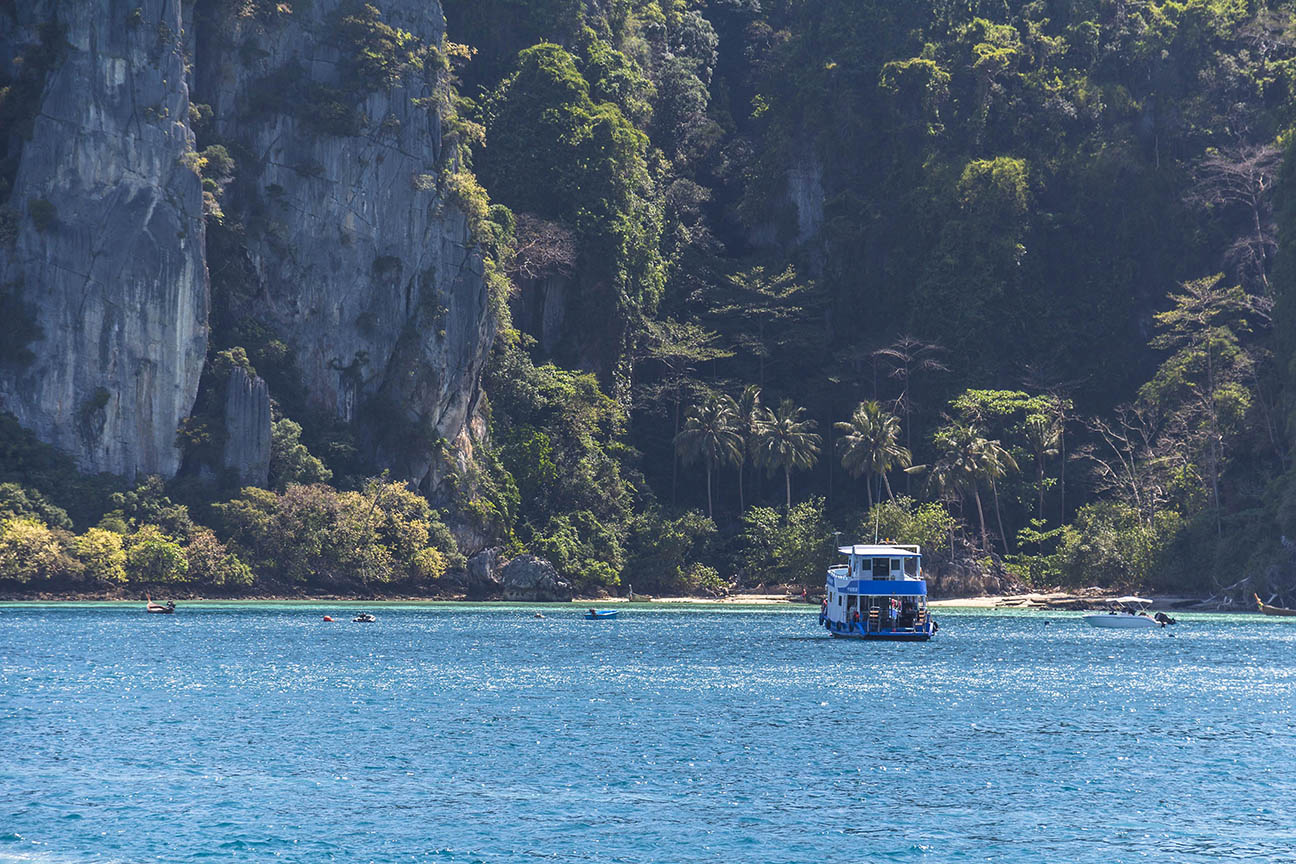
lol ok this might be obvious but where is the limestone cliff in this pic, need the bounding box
[193,0,491,493]
[221,366,270,485]
[0,0,492,493]
[0,0,208,482]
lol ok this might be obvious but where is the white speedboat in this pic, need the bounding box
[1083,597,1173,629]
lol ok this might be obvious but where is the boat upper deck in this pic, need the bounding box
[827,543,925,596]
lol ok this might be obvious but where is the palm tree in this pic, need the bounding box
[872,335,949,491]
[1023,413,1060,520]
[911,424,992,553]
[834,401,912,508]
[974,436,1019,553]
[735,385,762,512]
[752,399,822,512]
[674,396,743,519]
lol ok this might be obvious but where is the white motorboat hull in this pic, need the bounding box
[1083,614,1159,629]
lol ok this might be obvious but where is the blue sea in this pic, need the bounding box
[1,603,1293,863]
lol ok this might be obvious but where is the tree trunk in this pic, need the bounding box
[1206,334,1221,535]
[992,477,1010,553]
[865,472,874,510]
[672,392,680,507]
[706,457,713,520]
[1058,418,1067,525]
[882,470,894,500]
[974,487,989,555]
[1036,457,1044,520]
[738,459,745,513]
[785,465,792,513]
[1254,203,1271,293]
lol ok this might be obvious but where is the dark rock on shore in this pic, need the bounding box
[926,561,1026,600]
[501,554,571,602]
[462,546,503,599]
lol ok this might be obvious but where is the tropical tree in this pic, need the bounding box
[674,395,743,519]
[834,401,912,507]
[975,436,1019,553]
[1023,413,1060,520]
[735,385,762,511]
[635,318,731,505]
[1138,274,1255,532]
[911,423,1016,555]
[872,334,949,459]
[752,399,822,512]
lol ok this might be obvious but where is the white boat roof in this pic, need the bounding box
[1113,595,1152,604]
[838,544,921,556]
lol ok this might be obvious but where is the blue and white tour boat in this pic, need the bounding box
[818,544,936,641]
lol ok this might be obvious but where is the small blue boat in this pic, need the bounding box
[584,609,618,620]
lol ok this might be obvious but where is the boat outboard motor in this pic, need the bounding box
[1154,611,1176,627]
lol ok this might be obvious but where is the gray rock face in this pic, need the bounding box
[463,545,503,599]
[221,367,270,485]
[196,0,491,493]
[926,561,1025,600]
[0,0,208,481]
[501,554,572,602]
[787,148,824,246]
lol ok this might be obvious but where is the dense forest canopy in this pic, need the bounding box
[5,0,1296,604]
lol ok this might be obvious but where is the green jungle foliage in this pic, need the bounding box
[7,0,1296,603]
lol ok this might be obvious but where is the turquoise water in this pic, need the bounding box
[1,604,1294,863]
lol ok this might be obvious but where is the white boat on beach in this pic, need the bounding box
[1083,596,1175,629]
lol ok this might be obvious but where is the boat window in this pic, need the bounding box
[873,558,889,577]
[858,558,872,573]
[904,558,918,576]
[838,594,843,607]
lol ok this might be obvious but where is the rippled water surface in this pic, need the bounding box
[1,603,1294,863]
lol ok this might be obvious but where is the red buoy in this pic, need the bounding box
[322,615,334,622]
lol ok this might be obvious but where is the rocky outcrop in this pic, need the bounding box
[221,367,270,485]
[463,545,502,599]
[0,0,208,481]
[194,0,491,494]
[787,148,824,246]
[926,561,1026,599]
[501,554,571,602]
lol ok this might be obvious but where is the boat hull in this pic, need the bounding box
[829,630,931,642]
[1083,614,1159,629]
[585,611,618,620]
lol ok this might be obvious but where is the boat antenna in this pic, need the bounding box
[873,513,879,544]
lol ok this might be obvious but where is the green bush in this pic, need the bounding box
[529,510,624,592]
[0,516,79,583]
[215,479,460,588]
[75,528,127,585]
[269,418,332,489]
[739,498,834,587]
[857,496,958,562]
[625,509,716,595]
[125,525,190,583]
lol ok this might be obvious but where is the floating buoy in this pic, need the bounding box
[322,615,334,622]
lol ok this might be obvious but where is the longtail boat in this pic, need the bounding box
[1254,593,1296,617]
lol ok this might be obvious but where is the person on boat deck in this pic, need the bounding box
[852,610,861,628]
[888,598,899,627]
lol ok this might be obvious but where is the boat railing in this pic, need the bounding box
[827,565,848,578]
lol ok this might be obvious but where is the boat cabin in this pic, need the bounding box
[819,544,935,641]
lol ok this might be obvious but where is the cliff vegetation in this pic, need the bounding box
[4,0,1296,604]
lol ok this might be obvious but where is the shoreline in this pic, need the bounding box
[0,589,1260,612]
